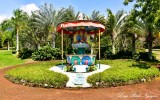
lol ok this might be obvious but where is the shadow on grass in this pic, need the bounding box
[131,62,151,69]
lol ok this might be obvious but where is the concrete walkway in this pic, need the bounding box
[49,64,111,87]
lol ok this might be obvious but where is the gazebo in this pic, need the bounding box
[56,20,105,72]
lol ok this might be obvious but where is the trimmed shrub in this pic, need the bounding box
[18,48,34,59]
[32,46,61,61]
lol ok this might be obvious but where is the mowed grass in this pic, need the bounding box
[6,61,69,88]
[87,59,160,87]
[152,49,160,60]
[0,50,26,69]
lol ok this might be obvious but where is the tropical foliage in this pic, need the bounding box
[0,1,159,60]
[106,9,127,54]
[124,0,160,59]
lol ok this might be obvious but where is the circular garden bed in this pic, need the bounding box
[87,60,160,87]
[5,60,160,88]
[5,61,69,88]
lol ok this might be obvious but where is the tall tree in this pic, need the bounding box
[33,3,65,48]
[86,10,105,54]
[1,19,14,50]
[124,0,160,59]
[122,11,146,56]
[63,6,81,21]
[11,9,28,53]
[87,10,105,23]
[155,10,160,31]
[106,9,127,54]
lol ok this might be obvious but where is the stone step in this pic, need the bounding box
[72,73,85,85]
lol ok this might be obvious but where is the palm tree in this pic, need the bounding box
[120,10,145,56]
[122,14,146,56]
[106,9,127,54]
[124,0,160,60]
[11,9,28,53]
[87,10,105,23]
[63,6,81,21]
[33,3,65,48]
[1,19,14,51]
[86,10,105,54]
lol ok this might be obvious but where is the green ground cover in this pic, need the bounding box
[5,61,69,88]
[0,51,25,69]
[5,59,159,88]
[1,49,160,88]
[87,59,159,87]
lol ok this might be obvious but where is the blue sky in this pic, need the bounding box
[0,0,134,23]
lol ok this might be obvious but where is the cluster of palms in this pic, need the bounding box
[0,0,159,60]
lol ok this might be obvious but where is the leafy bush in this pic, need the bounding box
[12,50,16,54]
[153,45,160,49]
[5,61,69,88]
[32,46,61,61]
[113,50,132,59]
[97,46,112,59]
[133,52,157,61]
[100,50,132,60]
[18,48,34,59]
[87,66,97,71]
[63,65,73,72]
[87,60,159,87]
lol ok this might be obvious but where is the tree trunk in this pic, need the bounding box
[7,40,10,51]
[37,43,41,49]
[112,41,116,54]
[52,33,55,48]
[111,32,116,54]
[91,48,93,54]
[132,34,136,57]
[91,44,93,54]
[16,31,19,54]
[147,32,153,60]
[148,40,153,60]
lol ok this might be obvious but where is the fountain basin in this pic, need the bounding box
[67,54,96,66]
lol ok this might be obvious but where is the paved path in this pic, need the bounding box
[0,65,160,100]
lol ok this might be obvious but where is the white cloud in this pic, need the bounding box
[0,15,11,24]
[20,3,39,16]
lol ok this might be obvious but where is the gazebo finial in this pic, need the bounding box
[78,12,84,20]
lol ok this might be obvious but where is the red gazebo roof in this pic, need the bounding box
[56,20,105,34]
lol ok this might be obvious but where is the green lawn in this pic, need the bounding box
[1,49,160,88]
[0,50,28,69]
[153,49,160,60]
[5,59,160,88]
[6,61,68,88]
[87,59,160,87]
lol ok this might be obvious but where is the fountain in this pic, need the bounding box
[49,14,111,87]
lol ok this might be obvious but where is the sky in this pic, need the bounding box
[0,0,134,23]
